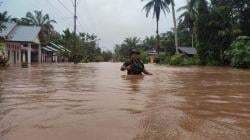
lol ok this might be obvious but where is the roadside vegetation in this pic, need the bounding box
[114,0,250,68]
[0,43,8,67]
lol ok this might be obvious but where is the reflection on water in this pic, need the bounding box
[0,63,249,140]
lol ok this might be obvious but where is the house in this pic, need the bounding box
[48,42,71,62]
[0,22,42,64]
[179,47,197,57]
[0,22,71,64]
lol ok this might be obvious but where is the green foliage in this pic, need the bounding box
[142,36,156,51]
[0,11,14,32]
[225,36,250,68]
[160,32,176,56]
[0,44,8,67]
[0,21,6,32]
[17,11,57,46]
[0,11,14,22]
[154,53,168,64]
[102,51,113,62]
[140,51,149,63]
[170,54,200,66]
[169,54,185,66]
[0,43,4,53]
[155,53,200,66]
[59,29,107,63]
[81,57,89,63]
[114,37,141,61]
[142,0,171,53]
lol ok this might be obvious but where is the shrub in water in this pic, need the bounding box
[225,36,250,68]
[0,55,8,67]
[154,53,167,64]
[140,51,149,64]
[0,44,8,67]
[169,54,185,66]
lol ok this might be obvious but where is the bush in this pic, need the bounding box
[0,44,8,67]
[169,54,185,66]
[154,53,167,64]
[169,54,200,66]
[154,53,200,66]
[225,36,250,68]
[140,51,149,63]
[81,57,89,63]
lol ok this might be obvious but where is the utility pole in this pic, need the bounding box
[73,0,77,64]
[74,0,77,36]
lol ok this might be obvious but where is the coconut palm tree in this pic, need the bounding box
[124,37,141,49]
[164,0,179,54]
[142,36,156,50]
[0,11,12,22]
[24,11,56,31]
[142,0,170,54]
[22,11,56,45]
[0,21,6,32]
[0,11,15,31]
[178,0,198,48]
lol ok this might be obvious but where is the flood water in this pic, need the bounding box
[0,63,250,140]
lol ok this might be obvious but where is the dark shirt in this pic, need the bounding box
[123,59,145,75]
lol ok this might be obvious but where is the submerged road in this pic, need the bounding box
[0,63,250,140]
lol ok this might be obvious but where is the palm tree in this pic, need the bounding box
[142,0,170,54]
[124,37,141,49]
[0,22,5,32]
[23,11,56,45]
[164,0,179,54]
[0,11,12,22]
[0,11,15,31]
[142,36,156,50]
[178,0,198,48]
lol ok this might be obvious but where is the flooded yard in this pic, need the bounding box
[0,63,250,140]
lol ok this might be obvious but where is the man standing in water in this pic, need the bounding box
[121,49,153,75]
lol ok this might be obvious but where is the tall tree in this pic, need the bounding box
[196,0,210,64]
[142,0,170,54]
[124,37,141,49]
[178,0,198,48]
[165,0,179,54]
[0,11,12,22]
[142,36,156,50]
[0,11,15,31]
[22,11,56,45]
[114,37,142,61]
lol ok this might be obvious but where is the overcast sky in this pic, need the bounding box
[0,0,186,50]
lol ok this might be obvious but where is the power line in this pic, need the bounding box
[45,0,65,15]
[74,0,77,35]
[56,0,74,15]
[43,0,69,20]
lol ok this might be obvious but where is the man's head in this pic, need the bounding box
[130,49,140,59]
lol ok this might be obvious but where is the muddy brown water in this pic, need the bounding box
[0,63,250,140]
